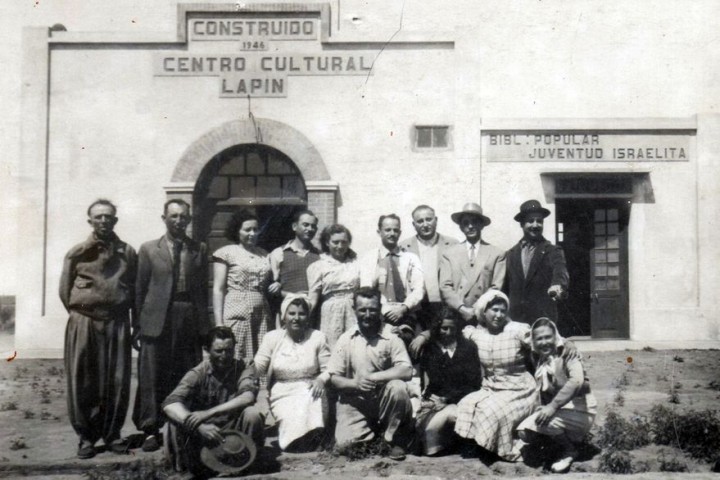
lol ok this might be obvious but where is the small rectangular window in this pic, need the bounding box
[415,126,450,149]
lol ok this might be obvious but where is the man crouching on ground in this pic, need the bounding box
[327,286,414,461]
[163,326,265,478]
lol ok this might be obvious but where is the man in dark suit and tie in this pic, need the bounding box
[133,199,210,452]
[399,205,458,330]
[439,203,506,325]
[503,199,569,325]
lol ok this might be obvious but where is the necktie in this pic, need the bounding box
[383,254,406,303]
[522,242,535,277]
[172,240,183,284]
[469,244,477,266]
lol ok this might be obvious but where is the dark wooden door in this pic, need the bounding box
[557,199,630,338]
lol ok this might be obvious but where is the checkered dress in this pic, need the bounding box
[213,244,272,362]
[454,321,539,460]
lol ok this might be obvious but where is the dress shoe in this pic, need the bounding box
[77,440,96,459]
[142,434,160,452]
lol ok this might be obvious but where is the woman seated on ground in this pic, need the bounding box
[254,294,331,451]
[415,310,483,456]
[453,290,539,462]
[517,317,597,473]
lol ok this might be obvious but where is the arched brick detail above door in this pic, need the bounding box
[166,118,338,231]
[171,118,331,183]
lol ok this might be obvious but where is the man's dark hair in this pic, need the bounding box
[353,286,382,307]
[292,209,317,224]
[377,213,401,230]
[225,209,259,243]
[163,198,191,215]
[204,326,237,350]
[87,199,117,217]
[411,204,435,219]
[319,224,356,259]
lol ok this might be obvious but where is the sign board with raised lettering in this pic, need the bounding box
[481,131,694,162]
[154,13,374,98]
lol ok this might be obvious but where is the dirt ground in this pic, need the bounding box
[1,348,719,479]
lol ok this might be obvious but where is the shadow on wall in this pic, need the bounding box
[0,296,15,335]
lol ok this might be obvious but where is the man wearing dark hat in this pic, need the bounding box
[503,200,569,325]
[439,203,506,325]
[163,326,264,478]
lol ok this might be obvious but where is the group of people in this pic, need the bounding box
[59,196,595,477]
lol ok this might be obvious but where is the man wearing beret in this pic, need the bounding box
[503,200,569,325]
[438,203,506,325]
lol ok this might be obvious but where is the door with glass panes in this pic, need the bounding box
[556,199,630,338]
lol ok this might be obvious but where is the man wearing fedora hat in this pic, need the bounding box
[503,200,569,325]
[438,203,506,325]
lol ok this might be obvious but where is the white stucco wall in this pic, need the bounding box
[3,0,719,355]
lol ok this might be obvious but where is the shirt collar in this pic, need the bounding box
[416,233,439,247]
[521,237,545,247]
[283,239,319,254]
[349,322,391,340]
[379,245,401,257]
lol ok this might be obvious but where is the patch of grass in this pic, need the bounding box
[597,450,634,474]
[668,391,681,404]
[672,355,684,363]
[649,404,720,462]
[596,409,651,451]
[658,453,688,472]
[708,380,720,391]
[613,390,625,407]
[335,437,390,461]
[0,401,18,411]
[612,371,631,389]
[40,388,51,404]
[9,438,27,450]
[39,410,53,421]
[642,346,656,352]
[84,459,170,479]
[23,409,35,419]
[46,366,64,377]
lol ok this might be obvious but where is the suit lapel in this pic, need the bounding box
[157,236,172,269]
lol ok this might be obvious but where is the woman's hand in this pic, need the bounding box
[309,377,326,399]
[534,404,557,427]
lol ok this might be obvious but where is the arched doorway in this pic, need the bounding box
[193,143,308,254]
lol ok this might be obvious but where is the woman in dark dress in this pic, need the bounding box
[415,310,482,455]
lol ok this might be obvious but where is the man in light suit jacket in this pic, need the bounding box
[359,214,425,338]
[399,205,458,330]
[503,199,569,325]
[439,203,506,325]
[133,199,210,452]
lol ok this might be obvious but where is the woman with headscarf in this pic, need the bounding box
[254,294,330,451]
[306,224,360,347]
[415,310,483,456]
[516,317,597,473]
[453,289,538,461]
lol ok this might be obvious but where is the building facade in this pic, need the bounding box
[7,1,720,356]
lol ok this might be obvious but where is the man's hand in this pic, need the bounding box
[561,340,579,361]
[409,333,428,358]
[459,305,475,323]
[184,410,214,431]
[384,304,407,324]
[197,423,223,445]
[309,377,326,399]
[547,285,565,301]
[267,281,282,296]
[131,329,142,352]
[355,373,377,392]
[535,405,557,427]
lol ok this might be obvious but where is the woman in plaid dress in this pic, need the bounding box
[454,289,538,461]
[213,210,277,361]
